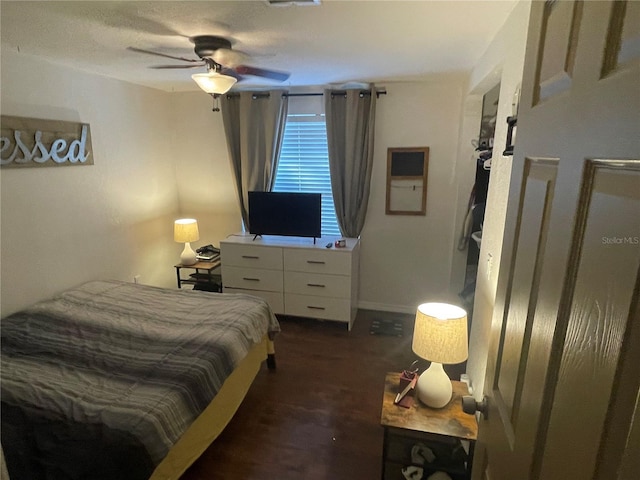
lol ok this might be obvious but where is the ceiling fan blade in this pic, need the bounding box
[127,46,200,63]
[234,65,290,82]
[211,48,249,67]
[220,67,244,82]
[150,64,206,69]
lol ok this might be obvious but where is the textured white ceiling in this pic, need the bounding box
[0,0,519,92]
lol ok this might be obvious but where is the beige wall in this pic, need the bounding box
[0,66,478,318]
[169,80,474,314]
[359,76,471,312]
[169,92,243,249]
[1,19,524,334]
[464,0,532,396]
[0,51,179,316]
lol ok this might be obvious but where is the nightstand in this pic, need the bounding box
[380,372,477,480]
[174,259,222,291]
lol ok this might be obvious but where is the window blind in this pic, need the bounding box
[274,117,341,236]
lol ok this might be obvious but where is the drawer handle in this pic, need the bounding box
[307,260,326,265]
[307,305,326,311]
[243,277,260,282]
[307,283,326,288]
[242,255,260,259]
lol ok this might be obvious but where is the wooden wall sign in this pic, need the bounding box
[1,115,93,168]
[386,147,429,215]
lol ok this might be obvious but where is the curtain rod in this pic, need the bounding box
[225,89,387,99]
[287,89,387,98]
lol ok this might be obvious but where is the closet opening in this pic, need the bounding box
[459,82,501,313]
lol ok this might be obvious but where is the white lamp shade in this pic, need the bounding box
[174,219,200,243]
[412,302,468,364]
[412,302,468,408]
[191,72,237,94]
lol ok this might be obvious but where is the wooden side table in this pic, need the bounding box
[380,372,477,480]
[174,259,222,291]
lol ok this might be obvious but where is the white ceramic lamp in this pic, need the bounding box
[412,302,468,408]
[174,218,200,266]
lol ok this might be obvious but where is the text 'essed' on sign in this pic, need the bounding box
[1,115,93,168]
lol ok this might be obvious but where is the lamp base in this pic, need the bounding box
[416,362,453,408]
[180,242,197,266]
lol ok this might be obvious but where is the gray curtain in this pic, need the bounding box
[221,91,289,230]
[324,87,377,238]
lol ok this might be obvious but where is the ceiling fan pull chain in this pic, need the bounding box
[211,94,221,112]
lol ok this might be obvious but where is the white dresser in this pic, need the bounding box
[220,235,360,330]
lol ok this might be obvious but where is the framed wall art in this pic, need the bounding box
[385,147,429,215]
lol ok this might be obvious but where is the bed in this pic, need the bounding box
[1,280,280,480]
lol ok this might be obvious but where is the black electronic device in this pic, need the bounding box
[196,244,220,261]
[196,244,220,255]
[248,191,322,242]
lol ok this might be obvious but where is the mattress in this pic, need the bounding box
[1,280,280,480]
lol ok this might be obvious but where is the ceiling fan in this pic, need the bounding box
[128,35,290,95]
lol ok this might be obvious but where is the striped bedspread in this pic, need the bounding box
[1,280,280,480]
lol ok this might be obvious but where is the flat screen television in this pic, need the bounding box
[248,191,322,241]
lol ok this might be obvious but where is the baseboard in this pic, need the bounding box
[357,301,416,315]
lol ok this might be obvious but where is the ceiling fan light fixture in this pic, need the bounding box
[191,71,237,94]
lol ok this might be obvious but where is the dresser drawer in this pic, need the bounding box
[222,266,283,292]
[284,271,350,298]
[222,287,284,314]
[284,248,351,275]
[221,243,283,270]
[284,293,351,322]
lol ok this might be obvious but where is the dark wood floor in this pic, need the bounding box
[181,310,463,480]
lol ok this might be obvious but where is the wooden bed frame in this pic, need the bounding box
[150,336,275,480]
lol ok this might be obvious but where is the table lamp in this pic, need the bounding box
[412,302,468,408]
[174,218,199,266]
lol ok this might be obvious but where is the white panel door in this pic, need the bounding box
[474,2,640,479]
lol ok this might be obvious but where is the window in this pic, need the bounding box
[273,114,341,236]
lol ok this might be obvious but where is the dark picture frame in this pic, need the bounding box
[385,147,429,216]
